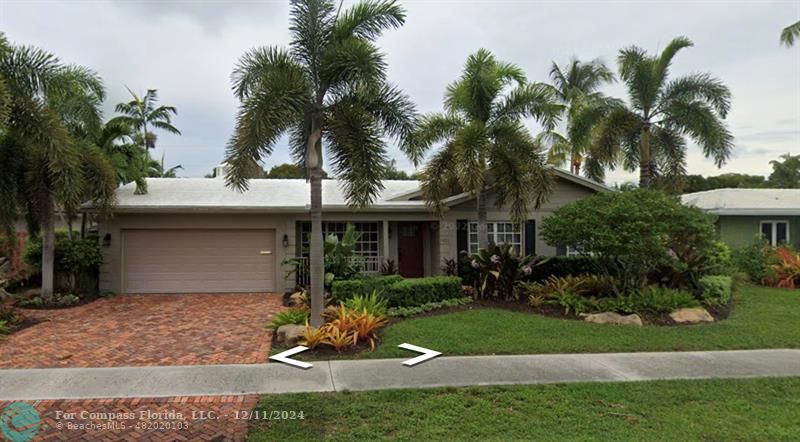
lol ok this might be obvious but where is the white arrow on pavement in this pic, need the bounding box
[269,346,313,369]
[398,343,442,367]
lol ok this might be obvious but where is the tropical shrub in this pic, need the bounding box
[763,247,800,288]
[698,275,733,306]
[523,274,615,299]
[382,276,462,307]
[627,287,699,313]
[731,238,771,283]
[440,258,457,277]
[344,290,388,316]
[0,320,7,335]
[269,308,309,329]
[19,293,81,308]
[540,189,718,293]
[323,223,363,282]
[299,324,326,349]
[387,297,472,318]
[379,259,397,276]
[24,231,103,292]
[349,310,389,350]
[468,243,539,300]
[545,291,597,315]
[330,275,403,303]
[321,326,356,352]
[300,304,389,352]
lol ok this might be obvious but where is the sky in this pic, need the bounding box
[2,0,799,184]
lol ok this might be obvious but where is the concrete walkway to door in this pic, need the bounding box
[0,293,285,368]
[2,349,799,400]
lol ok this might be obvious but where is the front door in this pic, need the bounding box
[398,222,424,278]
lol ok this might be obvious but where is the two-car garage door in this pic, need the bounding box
[122,229,276,294]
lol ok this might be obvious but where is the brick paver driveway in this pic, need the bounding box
[0,293,284,368]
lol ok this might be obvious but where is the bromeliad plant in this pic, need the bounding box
[301,303,389,352]
[764,247,800,289]
[468,243,542,300]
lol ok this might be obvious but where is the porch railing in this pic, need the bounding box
[294,255,383,288]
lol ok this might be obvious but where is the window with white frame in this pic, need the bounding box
[300,222,380,257]
[566,244,588,256]
[760,220,790,247]
[468,222,522,254]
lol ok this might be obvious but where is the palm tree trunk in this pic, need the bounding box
[639,124,653,188]
[41,205,56,303]
[476,186,489,250]
[307,111,325,327]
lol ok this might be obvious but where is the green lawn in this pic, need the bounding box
[352,285,799,359]
[248,378,800,441]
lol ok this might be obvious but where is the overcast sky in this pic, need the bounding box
[2,0,798,183]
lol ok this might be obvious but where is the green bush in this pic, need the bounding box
[632,287,699,313]
[0,320,7,335]
[24,230,103,292]
[330,274,403,303]
[732,240,771,283]
[698,275,733,306]
[387,297,472,318]
[540,189,718,293]
[383,276,463,307]
[468,243,536,300]
[269,308,309,329]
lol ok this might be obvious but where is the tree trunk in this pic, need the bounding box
[307,112,325,327]
[476,186,489,250]
[41,209,56,303]
[639,123,655,188]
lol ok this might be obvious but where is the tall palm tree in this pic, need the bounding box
[224,0,416,325]
[0,35,116,301]
[781,20,800,47]
[586,37,733,187]
[408,49,561,250]
[109,88,180,194]
[147,153,183,178]
[539,58,617,175]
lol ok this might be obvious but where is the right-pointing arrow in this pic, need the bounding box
[398,343,442,367]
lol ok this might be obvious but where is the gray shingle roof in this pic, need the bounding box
[681,188,800,215]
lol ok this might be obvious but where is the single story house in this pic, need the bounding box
[92,168,607,295]
[681,188,800,249]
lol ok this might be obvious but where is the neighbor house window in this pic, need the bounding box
[760,220,790,246]
[300,222,380,257]
[566,244,589,257]
[468,222,522,254]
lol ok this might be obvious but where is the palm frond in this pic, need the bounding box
[332,0,405,41]
[780,20,800,47]
[320,37,386,89]
[657,72,732,118]
[420,145,459,216]
[661,100,733,167]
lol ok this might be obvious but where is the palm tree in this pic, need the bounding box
[109,88,180,194]
[539,58,617,175]
[408,49,561,250]
[147,153,183,178]
[0,35,116,302]
[586,37,733,187]
[224,0,416,325]
[781,20,800,47]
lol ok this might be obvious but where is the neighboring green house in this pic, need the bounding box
[681,189,800,249]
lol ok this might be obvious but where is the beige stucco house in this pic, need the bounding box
[94,168,607,295]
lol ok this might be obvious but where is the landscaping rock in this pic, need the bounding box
[275,324,306,346]
[670,307,714,324]
[581,312,643,326]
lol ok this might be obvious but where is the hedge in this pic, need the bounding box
[331,275,463,307]
[330,275,403,303]
[382,276,463,307]
[698,275,733,306]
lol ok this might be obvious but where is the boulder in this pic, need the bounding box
[581,312,643,326]
[670,307,714,324]
[275,324,306,346]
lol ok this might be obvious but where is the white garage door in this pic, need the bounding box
[123,229,276,294]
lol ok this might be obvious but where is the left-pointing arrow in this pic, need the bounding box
[269,346,313,369]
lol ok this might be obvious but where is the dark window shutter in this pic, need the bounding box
[524,220,536,256]
[456,219,468,255]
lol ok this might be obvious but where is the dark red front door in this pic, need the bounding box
[398,222,424,278]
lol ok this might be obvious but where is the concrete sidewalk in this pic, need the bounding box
[1,349,799,400]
